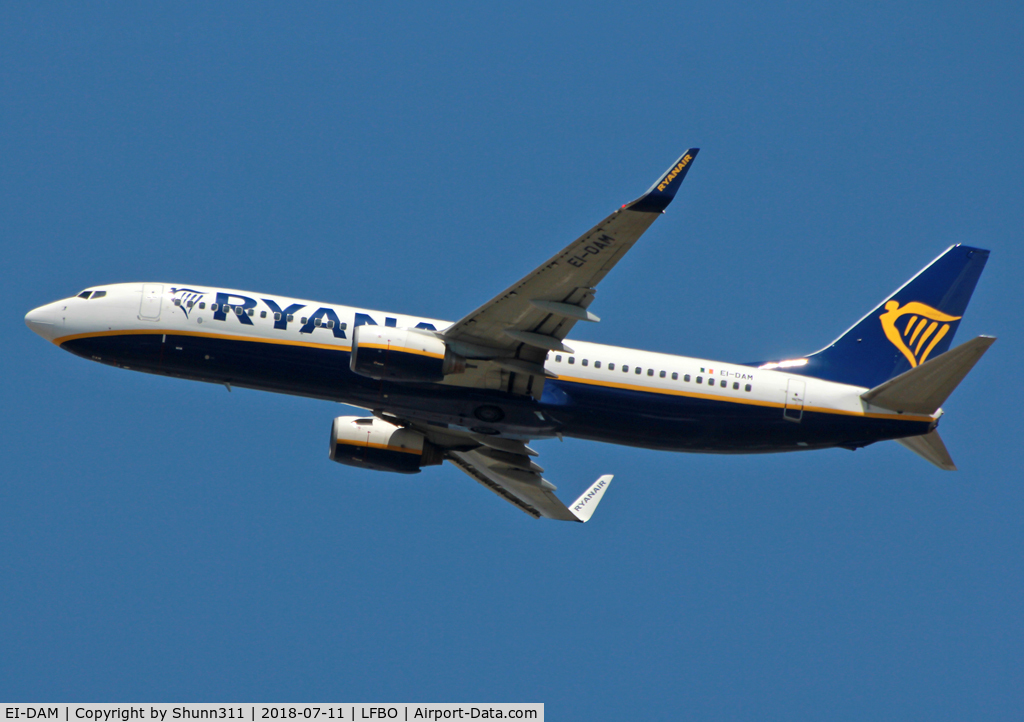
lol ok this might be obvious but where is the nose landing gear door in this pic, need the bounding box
[784,378,805,422]
[139,284,163,321]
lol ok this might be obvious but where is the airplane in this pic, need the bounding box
[25,148,995,523]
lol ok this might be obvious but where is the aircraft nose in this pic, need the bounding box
[25,301,61,341]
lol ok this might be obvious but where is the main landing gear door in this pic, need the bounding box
[784,378,805,422]
[139,284,163,321]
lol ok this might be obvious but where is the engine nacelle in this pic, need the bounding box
[329,416,443,474]
[350,325,465,382]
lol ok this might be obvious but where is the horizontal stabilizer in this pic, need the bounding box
[861,335,996,414]
[897,431,957,471]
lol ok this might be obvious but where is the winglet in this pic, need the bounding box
[626,148,700,213]
[568,475,613,522]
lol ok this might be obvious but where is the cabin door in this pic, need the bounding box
[784,378,805,422]
[139,284,163,321]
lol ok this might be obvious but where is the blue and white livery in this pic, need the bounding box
[25,149,995,522]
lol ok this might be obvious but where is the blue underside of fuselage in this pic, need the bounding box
[62,333,932,453]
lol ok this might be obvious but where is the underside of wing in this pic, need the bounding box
[440,149,699,399]
[377,414,612,522]
[448,448,572,520]
[447,448,613,522]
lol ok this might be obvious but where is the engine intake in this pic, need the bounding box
[350,326,465,382]
[329,416,443,474]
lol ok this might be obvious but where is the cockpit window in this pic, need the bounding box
[78,291,92,299]
[91,291,106,299]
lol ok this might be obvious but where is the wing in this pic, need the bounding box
[379,413,613,522]
[448,446,613,522]
[442,148,699,398]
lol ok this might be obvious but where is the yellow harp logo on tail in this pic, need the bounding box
[879,301,961,367]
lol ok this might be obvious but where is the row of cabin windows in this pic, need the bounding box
[170,298,348,329]
[553,354,752,392]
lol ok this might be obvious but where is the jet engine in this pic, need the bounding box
[329,416,443,474]
[349,326,466,382]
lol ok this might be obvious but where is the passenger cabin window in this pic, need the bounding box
[187,301,194,308]
[635,367,642,375]
[340,323,347,330]
[274,312,282,321]
[595,361,601,369]
[260,311,267,318]
[684,374,690,382]
[314,318,322,327]
[301,317,308,324]
[660,371,666,378]
[568,357,575,364]
[173,298,181,306]
[622,365,629,373]
[555,355,562,362]
[211,303,219,312]
[326,320,335,329]
[199,302,206,310]
[608,363,615,370]
[696,376,703,384]
[745,384,752,392]
[287,314,294,322]
[582,359,588,366]
[647,369,654,376]
[671,372,678,380]
[721,380,727,388]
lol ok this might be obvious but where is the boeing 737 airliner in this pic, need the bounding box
[25,149,994,522]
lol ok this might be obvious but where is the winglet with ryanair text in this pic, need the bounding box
[569,475,613,522]
[626,148,700,213]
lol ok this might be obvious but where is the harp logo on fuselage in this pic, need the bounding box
[879,300,961,367]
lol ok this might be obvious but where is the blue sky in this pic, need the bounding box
[3,2,1022,718]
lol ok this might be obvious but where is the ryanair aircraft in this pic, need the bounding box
[25,149,994,522]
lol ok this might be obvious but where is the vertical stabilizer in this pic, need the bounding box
[782,245,989,389]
